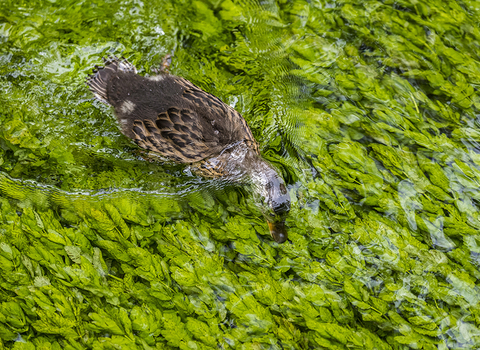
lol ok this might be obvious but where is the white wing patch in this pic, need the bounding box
[148,75,165,82]
[120,100,136,114]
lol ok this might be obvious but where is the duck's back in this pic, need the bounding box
[87,57,257,163]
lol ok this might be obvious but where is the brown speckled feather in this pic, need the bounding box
[87,57,258,163]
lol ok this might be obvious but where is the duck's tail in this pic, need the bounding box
[86,56,137,105]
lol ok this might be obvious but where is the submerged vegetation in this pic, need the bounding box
[1,0,480,348]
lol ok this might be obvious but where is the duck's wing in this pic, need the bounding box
[178,77,256,145]
[130,76,258,163]
[130,106,217,163]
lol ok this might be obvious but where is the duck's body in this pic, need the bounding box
[87,56,290,243]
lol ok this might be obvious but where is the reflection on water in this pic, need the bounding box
[1,0,480,348]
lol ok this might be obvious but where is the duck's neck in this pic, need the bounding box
[198,142,287,204]
[242,153,281,196]
[194,141,276,184]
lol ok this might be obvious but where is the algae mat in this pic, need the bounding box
[1,0,480,348]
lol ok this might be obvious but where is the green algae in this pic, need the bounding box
[1,0,480,348]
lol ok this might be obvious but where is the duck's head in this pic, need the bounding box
[248,159,291,243]
[211,143,291,243]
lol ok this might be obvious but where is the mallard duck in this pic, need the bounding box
[86,56,290,243]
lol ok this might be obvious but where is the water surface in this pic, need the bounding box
[1,0,480,348]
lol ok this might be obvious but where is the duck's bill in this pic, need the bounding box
[267,221,288,243]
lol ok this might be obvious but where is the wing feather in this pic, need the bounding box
[129,76,258,163]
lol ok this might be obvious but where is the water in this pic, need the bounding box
[1,0,480,348]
